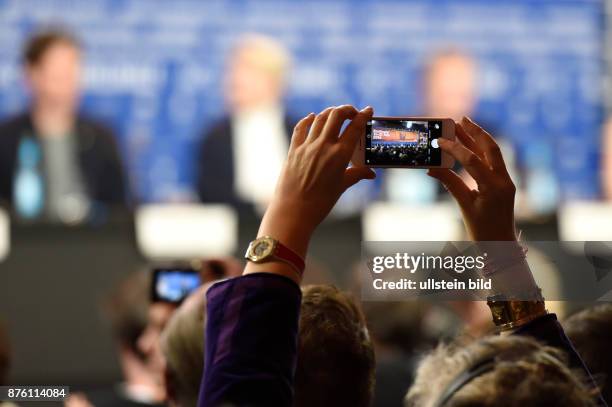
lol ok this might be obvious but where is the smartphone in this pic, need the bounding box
[151,268,201,304]
[352,117,455,168]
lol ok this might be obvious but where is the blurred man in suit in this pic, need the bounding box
[0,29,127,223]
[196,34,295,214]
[422,49,478,122]
[83,271,166,407]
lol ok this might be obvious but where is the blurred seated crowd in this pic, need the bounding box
[367,145,429,166]
[1,27,612,407]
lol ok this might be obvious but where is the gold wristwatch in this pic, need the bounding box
[245,236,305,276]
[487,289,547,331]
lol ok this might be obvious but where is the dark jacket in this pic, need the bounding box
[199,273,607,407]
[196,115,295,212]
[0,113,127,209]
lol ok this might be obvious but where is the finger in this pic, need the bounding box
[438,137,493,186]
[427,168,474,209]
[289,113,315,151]
[307,107,334,141]
[461,116,508,174]
[342,165,376,191]
[320,105,359,143]
[338,106,373,159]
[456,122,485,162]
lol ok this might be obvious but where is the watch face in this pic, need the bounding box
[253,241,270,256]
[248,236,277,262]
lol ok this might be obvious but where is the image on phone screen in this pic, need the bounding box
[365,119,442,166]
[152,268,201,303]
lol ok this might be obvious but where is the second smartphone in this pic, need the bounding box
[352,117,455,168]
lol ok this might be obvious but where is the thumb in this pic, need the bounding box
[342,166,376,191]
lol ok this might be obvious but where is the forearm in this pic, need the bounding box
[243,200,314,285]
[199,273,302,407]
[200,106,373,406]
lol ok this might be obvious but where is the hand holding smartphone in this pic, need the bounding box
[352,117,455,168]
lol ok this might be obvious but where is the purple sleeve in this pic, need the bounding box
[198,273,302,407]
[515,313,608,406]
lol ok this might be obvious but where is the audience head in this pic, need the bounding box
[160,284,208,407]
[564,303,612,402]
[294,285,376,407]
[224,34,291,112]
[405,335,596,407]
[104,270,167,401]
[105,270,150,359]
[362,301,432,354]
[138,300,176,392]
[23,28,82,113]
[422,49,476,121]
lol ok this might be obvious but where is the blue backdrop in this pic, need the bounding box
[0,0,603,202]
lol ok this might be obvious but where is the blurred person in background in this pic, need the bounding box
[564,304,612,403]
[385,49,520,206]
[384,49,480,205]
[196,34,296,214]
[160,285,208,407]
[417,49,557,217]
[0,28,127,224]
[85,271,166,407]
[136,299,176,404]
[422,49,477,122]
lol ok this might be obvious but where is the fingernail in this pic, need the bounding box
[437,138,449,146]
[461,116,470,124]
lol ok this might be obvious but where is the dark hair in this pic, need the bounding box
[22,28,80,66]
[564,303,612,402]
[294,285,376,407]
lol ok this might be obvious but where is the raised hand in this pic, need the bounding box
[428,116,517,241]
[245,105,376,282]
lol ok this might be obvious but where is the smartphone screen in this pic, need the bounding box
[152,268,201,304]
[365,118,443,167]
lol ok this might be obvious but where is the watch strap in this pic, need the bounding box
[274,241,305,276]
